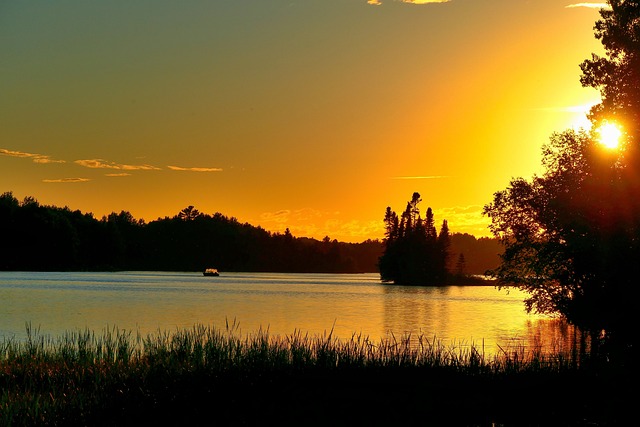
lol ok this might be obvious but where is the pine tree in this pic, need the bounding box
[379,193,450,285]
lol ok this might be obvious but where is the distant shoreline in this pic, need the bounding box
[382,274,497,287]
[1,269,498,286]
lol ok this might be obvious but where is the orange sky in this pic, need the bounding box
[0,1,607,242]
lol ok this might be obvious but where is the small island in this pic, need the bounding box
[379,192,471,286]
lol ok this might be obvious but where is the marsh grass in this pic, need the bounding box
[0,322,626,426]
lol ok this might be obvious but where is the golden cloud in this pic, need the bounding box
[167,165,223,172]
[565,3,610,9]
[259,210,292,223]
[32,157,66,164]
[435,205,492,237]
[1,148,37,158]
[401,0,451,3]
[367,0,450,5]
[257,208,381,242]
[42,178,91,183]
[75,159,161,170]
[1,148,65,164]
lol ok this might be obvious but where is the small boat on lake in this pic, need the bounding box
[203,268,219,277]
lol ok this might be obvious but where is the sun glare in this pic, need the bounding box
[596,122,623,149]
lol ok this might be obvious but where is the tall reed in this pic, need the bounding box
[0,321,604,426]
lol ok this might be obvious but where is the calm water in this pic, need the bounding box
[0,271,574,354]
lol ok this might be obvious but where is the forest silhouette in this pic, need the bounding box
[0,191,499,275]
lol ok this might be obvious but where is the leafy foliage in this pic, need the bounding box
[484,1,640,345]
[580,0,640,136]
[483,130,640,332]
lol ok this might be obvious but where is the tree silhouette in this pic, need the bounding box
[484,0,639,355]
[580,0,640,137]
[379,193,450,285]
[178,206,201,221]
[0,191,503,276]
[437,219,451,281]
[0,196,384,274]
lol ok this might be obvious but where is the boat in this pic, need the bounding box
[203,268,219,277]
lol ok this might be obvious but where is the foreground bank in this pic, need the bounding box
[0,324,629,426]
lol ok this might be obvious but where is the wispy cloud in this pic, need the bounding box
[105,173,132,177]
[367,0,450,5]
[319,219,381,241]
[32,157,66,164]
[390,175,449,180]
[42,178,91,183]
[0,148,34,158]
[258,208,380,242]
[533,103,597,130]
[75,159,161,171]
[1,148,65,164]
[435,205,491,236]
[565,3,610,9]
[401,0,451,4]
[167,165,223,172]
[534,102,597,113]
[259,208,325,224]
[260,210,292,224]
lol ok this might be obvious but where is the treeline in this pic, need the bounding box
[0,192,501,275]
[447,233,502,276]
[0,193,381,273]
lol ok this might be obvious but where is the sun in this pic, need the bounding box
[596,122,623,149]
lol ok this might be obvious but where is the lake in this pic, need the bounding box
[0,271,575,355]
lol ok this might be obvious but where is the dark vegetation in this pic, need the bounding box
[447,232,502,276]
[378,192,500,286]
[484,0,639,361]
[376,0,637,384]
[378,192,451,285]
[0,191,500,277]
[0,324,630,426]
[5,3,639,425]
[0,194,380,274]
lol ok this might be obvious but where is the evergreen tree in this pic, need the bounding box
[0,194,383,273]
[383,207,399,241]
[178,206,201,221]
[379,193,450,285]
[437,219,451,282]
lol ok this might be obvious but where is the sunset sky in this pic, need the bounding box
[1,1,607,242]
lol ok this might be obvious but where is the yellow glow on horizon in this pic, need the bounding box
[0,1,609,243]
[596,122,623,149]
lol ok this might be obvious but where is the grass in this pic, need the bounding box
[0,322,631,426]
